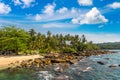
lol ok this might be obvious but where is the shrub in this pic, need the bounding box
[62,47,77,53]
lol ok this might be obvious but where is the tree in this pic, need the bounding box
[0,26,100,55]
[47,31,51,37]
[28,29,36,50]
[81,35,87,44]
[0,26,29,54]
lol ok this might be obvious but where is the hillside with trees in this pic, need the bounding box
[0,26,99,55]
[97,42,120,49]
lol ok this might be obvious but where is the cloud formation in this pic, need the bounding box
[13,0,22,6]
[72,7,108,25]
[0,2,11,14]
[13,0,35,8]
[107,2,120,9]
[42,22,75,28]
[43,3,56,15]
[34,5,80,22]
[57,7,68,14]
[78,0,93,6]
[35,14,42,21]
[85,33,120,43]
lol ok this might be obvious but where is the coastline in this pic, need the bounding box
[0,55,43,70]
[0,50,114,70]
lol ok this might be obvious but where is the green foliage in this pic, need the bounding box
[97,42,120,49]
[0,26,29,54]
[0,26,99,55]
[62,47,77,53]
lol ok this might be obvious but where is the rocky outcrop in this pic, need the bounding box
[80,50,112,57]
[45,53,60,58]
[7,50,113,71]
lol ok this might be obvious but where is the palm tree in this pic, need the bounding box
[81,35,87,44]
[28,29,36,50]
[47,31,51,37]
[28,29,36,37]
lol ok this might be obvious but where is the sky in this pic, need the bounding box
[0,0,120,43]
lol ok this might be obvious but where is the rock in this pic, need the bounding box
[42,58,51,65]
[104,58,112,60]
[51,59,66,63]
[97,61,105,65]
[36,63,40,68]
[61,63,69,68]
[69,60,76,64]
[34,58,41,63]
[45,53,60,58]
[109,64,118,68]
[54,67,63,73]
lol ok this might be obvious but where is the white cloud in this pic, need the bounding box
[13,0,35,8]
[71,7,77,14]
[78,0,93,6]
[72,7,108,25]
[0,2,11,14]
[64,32,120,43]
[42,23,63,28]
[35,14,42,21]
[107,2,120,9]
[72,18,79,24]
[57,7,68,14]
[33,7,81,21]
[22,0,35,8]
[43,4,55,15]
[13,0,22,6]
[42,23,75,28]
[85,33,120,43]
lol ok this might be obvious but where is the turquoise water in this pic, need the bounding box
[0,50,120,80]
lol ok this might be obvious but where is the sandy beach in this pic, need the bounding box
[0,55,43,69]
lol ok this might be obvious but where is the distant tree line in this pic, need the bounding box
[97,42,120,49]
[0,26,99,55]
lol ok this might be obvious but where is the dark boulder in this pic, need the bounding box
[109,64,118,68]
[97,61,105,65]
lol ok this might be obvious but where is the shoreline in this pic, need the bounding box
[0,50,114,70]
[0,55,43,70]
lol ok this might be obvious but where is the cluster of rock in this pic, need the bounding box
[79,50,113,57]
[97,58,120,68]
[7,50,114,71]
[7,53,83,71]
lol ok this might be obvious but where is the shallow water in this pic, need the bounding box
[0,50,120,80]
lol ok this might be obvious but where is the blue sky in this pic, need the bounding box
[0,0,120,43]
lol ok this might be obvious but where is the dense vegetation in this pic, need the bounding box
[97,42,120,49]
[0,26,99,55]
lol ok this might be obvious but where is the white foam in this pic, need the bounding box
[37,71,53,80]
[82,67,92,72]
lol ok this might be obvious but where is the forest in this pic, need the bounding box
[97,42,120,49]
[0,26,99,55]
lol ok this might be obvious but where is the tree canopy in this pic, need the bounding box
[0,26,29,54]
[0,26,99,55]
[97,42,120,49]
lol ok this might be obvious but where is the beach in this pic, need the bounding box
[0,55,43,69]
